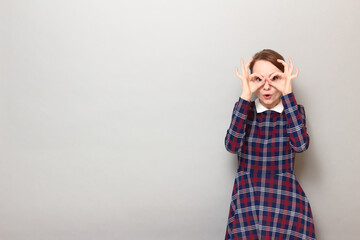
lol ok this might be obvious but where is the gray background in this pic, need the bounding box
[1,0,359,239]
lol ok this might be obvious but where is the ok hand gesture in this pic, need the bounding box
[235,58,265,101]
[269,57,299,95]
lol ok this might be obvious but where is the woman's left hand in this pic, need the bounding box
[269,57,299,95]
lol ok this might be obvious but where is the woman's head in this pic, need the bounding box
[249,49,285,73]
[250,49,285,109]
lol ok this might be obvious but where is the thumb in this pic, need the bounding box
[269,80,281,91]
[252,80,265,92]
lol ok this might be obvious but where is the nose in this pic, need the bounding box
[263,79,271,90]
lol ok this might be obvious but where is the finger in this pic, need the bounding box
[269,71,283,80]
[250,75,265,84]
[253,80,266,91]
[289,57,294,74]
[241,58,246,76]
[277,59,287,66]
[245,57,253,74]
[236,66,246,82]
[256,79,266,87]
[277,59,289,73]
[269,79,281,90]
[235,66,242,78]
[250,79,265,92]
[249,72,263,81]
[291,67,299,79]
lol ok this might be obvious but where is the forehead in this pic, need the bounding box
[252,60,281,76]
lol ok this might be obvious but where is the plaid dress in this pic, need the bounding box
[224,93,316,240]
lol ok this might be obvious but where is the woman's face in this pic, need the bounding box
[252,60,282,109]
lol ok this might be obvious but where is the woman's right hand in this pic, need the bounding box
[235,58,265,101]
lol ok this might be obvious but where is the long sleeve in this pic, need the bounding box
[281,92,310,153]
[225,97,250,154]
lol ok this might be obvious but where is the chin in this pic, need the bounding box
[260,97,280,108]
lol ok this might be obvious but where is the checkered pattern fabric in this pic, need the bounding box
[224,93,316,240]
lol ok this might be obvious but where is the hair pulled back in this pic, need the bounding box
[249,49,285,73]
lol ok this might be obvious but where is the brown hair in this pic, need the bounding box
[249,49,285,73]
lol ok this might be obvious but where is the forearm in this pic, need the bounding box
[225,97,250,153]
[281,92,310,152]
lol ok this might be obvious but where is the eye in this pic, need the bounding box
[272,76,278,81]
[256,77,262,82]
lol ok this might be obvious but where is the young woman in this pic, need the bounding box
[224,49,316,239]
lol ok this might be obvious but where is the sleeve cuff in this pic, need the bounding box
[238,97,250,104]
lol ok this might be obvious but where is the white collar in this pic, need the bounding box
[255,98,284,113]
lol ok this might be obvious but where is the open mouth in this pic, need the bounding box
[264,94,271,99]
